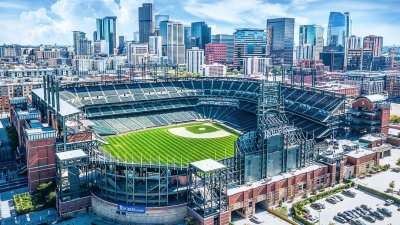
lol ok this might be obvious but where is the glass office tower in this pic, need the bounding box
[266,18,295,65]
[327,12,351,47]
[160,21,185,65]
[298,25,324,60]
[233,29,266,70]
[139,3,155,43]
[96,16,117,55]
[191,22,211,49]
[155,15,169,34]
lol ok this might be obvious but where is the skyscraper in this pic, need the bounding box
[266,18,295,65]
[212,34,234,64]
[96,16,117,55]
[327,12,351,47]
[155,15,169,34]
[149,35,162,58]
[364,35,383,57]
[298,25,324,60]
[184,26,192,50]
[72,31,92,56]
[191,22,211,49]
[139,3,154,43]
[118,36,125,55]
[160,20,185,65]
[233,29,266,70]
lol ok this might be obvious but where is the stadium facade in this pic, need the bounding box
[11,76,349,225]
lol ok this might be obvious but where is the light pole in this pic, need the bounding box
[318,209,321,225]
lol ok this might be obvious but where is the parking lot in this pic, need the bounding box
[307,188,400,225]
[232,206,291,225]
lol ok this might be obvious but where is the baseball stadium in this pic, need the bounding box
[13,76,346,224]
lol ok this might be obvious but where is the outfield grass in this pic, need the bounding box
[102,122,237,165]
[185,124,219,134]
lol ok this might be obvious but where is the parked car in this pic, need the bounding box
[334,195,344,201]
[377,207,392,216]
[334,215,347,223]
[342,190,356,197]
[326,197,338,204]
[372,211,385,220]
[385,199,394,206]
[361,204,373,212]
[250,215,264,224]
[344,211,356,219]
[311,203,325,210]
[351,210,361,218]
[350,219,367,225]
[362,215,376,223]
[308,217,319,223]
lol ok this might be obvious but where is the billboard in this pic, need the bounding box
[118,204,146,214]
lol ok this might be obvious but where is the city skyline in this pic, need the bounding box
[0,0,399,46]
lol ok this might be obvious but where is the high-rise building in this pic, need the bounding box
[212,34,234,64]
[298,25,324,61]
[133,31,140,43]
[118,36,125,54]
[327,12,351,47]
[364,35,383,57]
[130,43,149,66]
[191,22,211,49]
[155,15,169,34]
[184,26,192,50]
[205,44,227,65]
[243,57,271,76]
[93,40,108,55]
[139,3,154,43]
[233,29,266,70]
[72,31,92,56]
[186,47,204,74]
[96,16,117,55]
[160,20,185,65]
[347,35,363,50]
[266,18,295,65]
[149,36,162,58]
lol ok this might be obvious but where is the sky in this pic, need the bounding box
[0,0,399,46]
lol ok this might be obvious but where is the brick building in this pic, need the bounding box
[347,94,390,135]
[205,44,227,65]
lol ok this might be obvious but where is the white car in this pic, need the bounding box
[385,199,394,205]
[250,215,264,224]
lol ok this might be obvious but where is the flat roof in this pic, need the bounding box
[345,149,375,159]
[56,149,87,161]
[25,126,55,135]
[227,164,324,196]
[32,88,80,117]
[190,159,226,172]
[359,135,383,142]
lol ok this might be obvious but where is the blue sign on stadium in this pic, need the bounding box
[118,205,146,214]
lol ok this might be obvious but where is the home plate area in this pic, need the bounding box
[168,123,232,139]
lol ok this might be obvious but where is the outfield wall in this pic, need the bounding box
[92,193,188,224]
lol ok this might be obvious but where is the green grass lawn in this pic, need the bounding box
[102,122,237,165]
[185,124,219,134]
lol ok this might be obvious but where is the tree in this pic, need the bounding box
[389,181,395,193]
[397,158,400,167]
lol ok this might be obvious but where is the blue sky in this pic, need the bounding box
[0,0,399,46]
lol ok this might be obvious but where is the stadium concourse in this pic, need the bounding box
[17,77,346,225]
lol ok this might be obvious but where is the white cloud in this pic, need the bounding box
[0,0,149,45]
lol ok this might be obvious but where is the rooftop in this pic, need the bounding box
[345,149,375,159]
[56,149,87,161]
[190,159,226,172]
[32,88,80,117]
[359,134,383,143]
[361,94,386,103]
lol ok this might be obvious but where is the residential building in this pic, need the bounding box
[344,72,386,95]
[96,16,117,55]
[266,18,295,65]
[202,63,226,77]
[149,36,162,58]
[347,49,373,71]
[347,35,362,49]
[363,35,383,57]
[233,29,266,70]
[191,22,211,49]
[212,34,234,64]
[130,44,149,66]
[205,44,227,65]
[139,3,154,43]
[385,73,400,98]
[327,12,351,47]
[298,25,324,61]
[186,47,204,74]
[243,57,271,76]
[0,44,22,59]
[72,31,92,56]
[160,20,185,65]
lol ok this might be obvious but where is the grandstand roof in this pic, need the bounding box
[33,88,80,117]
